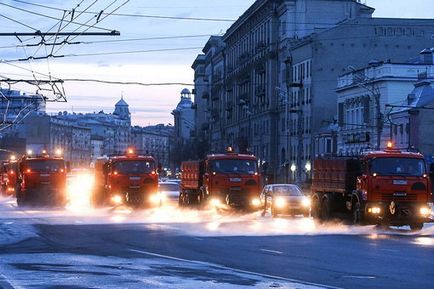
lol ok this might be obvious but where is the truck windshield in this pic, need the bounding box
[273,185,303,196]
[25,160,65,172]
[370,157,426,177]
[210,159,257,174]
[112,160,154,174]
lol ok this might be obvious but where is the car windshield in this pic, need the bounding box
[113,160,154,174]
[209,159,257,174]
[370,157,426,177]
[272,185,303,196]
[159,183,179,191]
[25,160,65,173]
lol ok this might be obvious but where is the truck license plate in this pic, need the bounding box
[230,178,241,182]
[393,192,407,197]
[129,177,141,181]
[40,174,50,177]
[393,180,407,185]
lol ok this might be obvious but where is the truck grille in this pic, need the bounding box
[381,193,417,202]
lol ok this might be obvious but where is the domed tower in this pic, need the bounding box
[114,96,131,123]
[172,88,195,141]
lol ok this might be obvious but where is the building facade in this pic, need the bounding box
[389,73,434,162]
[192,0,434,183]
[336,50,434,156]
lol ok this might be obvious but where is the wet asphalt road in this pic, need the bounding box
[0,198,433,289]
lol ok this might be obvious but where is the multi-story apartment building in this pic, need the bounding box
[337,50,434,156]
[192,0,434,183]
[132,124,173,168]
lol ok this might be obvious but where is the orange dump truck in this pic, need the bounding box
[311,145,432,230]
[92,150,159,208]
[180,149,262,210]
[16,152,67,207]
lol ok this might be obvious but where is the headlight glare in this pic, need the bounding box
[302,197,311,208]
[274,197,286,209]
[251,198,261,207]
[420,207,431,216]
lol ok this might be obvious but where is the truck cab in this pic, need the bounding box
[16,152,67,207]
[180,149,262,209]
[311,143,432,230]
[355,148,431,228]
[92,150,159,208]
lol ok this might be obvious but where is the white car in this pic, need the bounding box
[158,181,180,204]
[260,184,311,217]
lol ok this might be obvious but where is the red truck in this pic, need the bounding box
[179,148,262,210]
[92,150,159,208]
[311,144,432,230]
[1,159,18,197]
[16,152,68,207]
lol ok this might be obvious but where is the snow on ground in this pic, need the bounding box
[0,253,329,289]
[1,195,433,240]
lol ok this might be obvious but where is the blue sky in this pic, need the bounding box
[0,0,433,126]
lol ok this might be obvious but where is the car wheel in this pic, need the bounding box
[409,223,423,231]
[311,196,321,219]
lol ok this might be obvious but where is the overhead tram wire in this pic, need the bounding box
[4,46,204,62]
[0,14,39,31]
[62,79,195,86]
[0,2,113,32]
[0,34,220,50]
[53,0,129,55]
[30,0,104,59]
[12,0,236,22]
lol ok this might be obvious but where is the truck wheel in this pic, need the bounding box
[271,206,278,218]
[320,197,331,221]
[352,201,364,225]
[409,223,423,231]
[311,195,321,219]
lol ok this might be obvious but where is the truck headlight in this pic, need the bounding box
[210,198,221,207]
[150,193,166,204]
[111,195,123,205]
[368,207,381,214]
[420,207,431,216]
[251,198,261,207]
[302,197,311,208]
[274,197,286,209]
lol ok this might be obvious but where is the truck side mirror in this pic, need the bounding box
[66,161,71,173]
[430,163,434,177]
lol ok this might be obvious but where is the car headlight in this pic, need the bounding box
[420,207,431,216]
[274,197,286,209]
[302,197,311,208]
[251,198,261,207]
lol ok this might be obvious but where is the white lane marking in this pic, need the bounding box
[129,248,343,289]
[260,249,283,255]
[194,237,204,241]
[0,271,19,289]
[342,275,376,279]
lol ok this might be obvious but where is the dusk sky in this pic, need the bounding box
[0,0,433,126]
